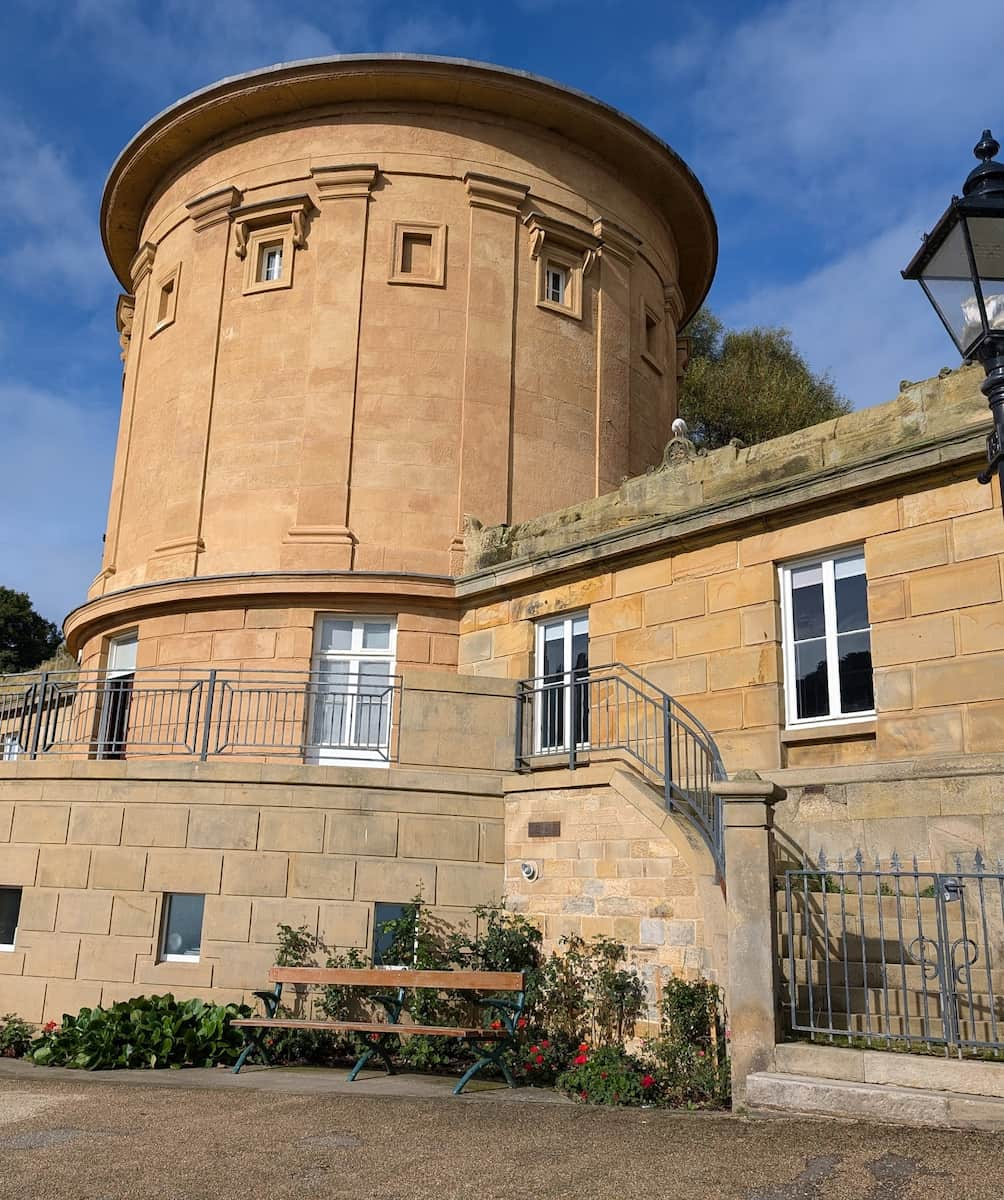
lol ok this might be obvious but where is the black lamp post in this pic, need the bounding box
[902,130,1004,512]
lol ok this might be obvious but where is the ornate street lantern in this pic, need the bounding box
[903,130,1004,509]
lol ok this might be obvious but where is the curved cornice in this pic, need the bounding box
[64,570,457,653]
[101,54,717,322]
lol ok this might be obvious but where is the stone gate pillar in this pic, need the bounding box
[712,773,786,1109]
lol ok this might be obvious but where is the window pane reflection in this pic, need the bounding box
[795,638,829,719]
[838,631,874,713]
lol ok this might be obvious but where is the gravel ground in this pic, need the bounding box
[1,1072,1002,1200]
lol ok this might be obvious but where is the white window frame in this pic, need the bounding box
[259,240,284,283]
[0,886,23,952]
[159,893,204,963]
[533,611,589,754]
[779,548,875,730]
[310,615,397,766]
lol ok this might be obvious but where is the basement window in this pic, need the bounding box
[160,893,204,962]
[0,887,22,951]
[779,550,875,728]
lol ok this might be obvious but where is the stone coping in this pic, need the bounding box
[459,366,988,592]
[101,54,716,308]
[459,425,985,594]
[770,750,1004,788]
[65,570,456,653]
[0,758,504,798]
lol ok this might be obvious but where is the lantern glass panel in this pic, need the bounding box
[919,221,983,354]
[967,216,1004,336]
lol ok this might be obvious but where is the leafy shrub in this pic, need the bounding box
[30,995,252,1070]
[538,935,645,1046]
[556,1042,654,1106]
[0,1013,36,1058]
[644,977,730,1107]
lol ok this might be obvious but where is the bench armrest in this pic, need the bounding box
[474,993,526,1033]
[253,986,282,1018]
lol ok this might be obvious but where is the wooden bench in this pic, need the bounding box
[231,966,526,1095]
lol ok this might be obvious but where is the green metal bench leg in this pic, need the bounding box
[347,1036,396,1082]
[453,1040,516,1095]
[233,1031,268,1074]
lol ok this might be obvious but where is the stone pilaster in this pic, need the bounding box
[593,218,640,495]
[91,242,158,598]
[453,173,529,565]
[143,187,241,583]
[283,165,379,571]
[711,773,786,1109]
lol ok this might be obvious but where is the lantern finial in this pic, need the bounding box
[964,129,1004,198]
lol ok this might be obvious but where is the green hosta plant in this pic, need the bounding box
[30,994,252,1070]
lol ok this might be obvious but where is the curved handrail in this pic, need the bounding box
[515,662,726,878]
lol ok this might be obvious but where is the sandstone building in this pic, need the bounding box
[0,56,1001,1028]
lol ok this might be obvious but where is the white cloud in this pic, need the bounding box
[720,200,967,410]
[0,383,117,623]
[0,118,107,306]
[653,0,1004,231]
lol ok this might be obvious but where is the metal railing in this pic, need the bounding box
[0,668,402,764]
[515,663,726,877]
[779,850,1004,1057]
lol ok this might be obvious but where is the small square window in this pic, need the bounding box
[160,893,204,962]
[389,222,446,287]
[779,550,875,728]
[243,228,294,295]
[0,887,22,951]
[149,264,181,336]
[258,241,283,283]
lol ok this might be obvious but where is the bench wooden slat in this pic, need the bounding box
[267,967,524,991]
[232,1018,506,1038]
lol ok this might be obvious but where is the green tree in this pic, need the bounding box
[678,308,850,451]
[0,588,62,674]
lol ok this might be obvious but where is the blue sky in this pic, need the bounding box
[3,0,1003,626]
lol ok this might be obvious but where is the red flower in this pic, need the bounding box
[600,1071,608,1079]
[580,1090,588,1100]
[529,1045,539,1054]
[369,1033,381,1042]
[573,1053,588,1066]
[490,1020,502,1030]
[42,1021,58,1034]
[541,1040,550,1048]
[535,1054,544,1065]
[578,1042,589,1052]
[516,1017,527,1029]
[641,1074,655,1089]
[698,1050,705,1057]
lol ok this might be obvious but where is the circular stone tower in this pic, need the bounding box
[66,55,716,675]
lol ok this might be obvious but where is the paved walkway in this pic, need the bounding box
[2,1060,1004,1199]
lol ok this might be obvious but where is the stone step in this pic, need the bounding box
[790,1010,999,1041]
[746,1071,1004,1130]
[787,982,1002,1020]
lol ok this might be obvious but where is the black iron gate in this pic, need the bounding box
[779,851,1004,1057]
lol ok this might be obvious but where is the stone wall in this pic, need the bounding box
[504,764,726,1016]
[458,370,1003,776]
[0,761,504,1023]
